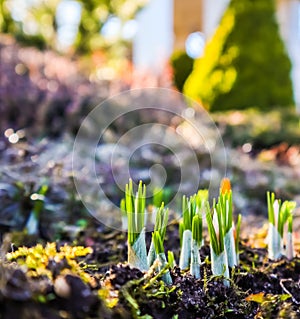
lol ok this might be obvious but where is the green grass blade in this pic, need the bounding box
[153,231,164,255]
[235,214,242,252]
[206,207,220,255]
[267,191,275,226]
[192,214,202,245]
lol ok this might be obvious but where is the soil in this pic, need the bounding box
[1,223,300,319]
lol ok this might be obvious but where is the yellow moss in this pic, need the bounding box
[6,243,94,284]
[98,287,119,308]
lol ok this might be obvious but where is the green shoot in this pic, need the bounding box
[195,189,209,213]
[182,194,197,231]
[179,220,184,247]
[267,191,276,226]
[217,190,233,234]
[167,251,176,268]
[154,203,169,240]
[206,204,224,256]
[152,231,164,255]
[152,187,164,208]
[179,193,202,269]
[235,214,242,252]
[152,231,173,284]
[124,179,148,271]
[280,201,296,234]
[120,198,126,216]
[267,192,296,260]
[288,215,293,233]
[127,180,146,246]
[191,214,202,279]
[214,180,238,268]
[148,203,169,267]
[206,201,229,285]
[287,215,294,260]
[192,214,202,246]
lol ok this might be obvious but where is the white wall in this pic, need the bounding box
[277,0,300,109]
[133,0,173,74]
[202,0,229,38]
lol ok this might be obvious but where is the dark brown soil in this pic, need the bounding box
[1,223,300,319]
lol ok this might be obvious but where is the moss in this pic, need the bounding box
[6,243,94,284]
[184,0,294,111]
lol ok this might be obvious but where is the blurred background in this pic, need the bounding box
[0,0,300,237]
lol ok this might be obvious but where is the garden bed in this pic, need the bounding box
[1,223,300,319]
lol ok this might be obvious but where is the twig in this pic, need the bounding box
[280,279,300,305]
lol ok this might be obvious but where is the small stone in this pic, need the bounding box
[54,275,71,298]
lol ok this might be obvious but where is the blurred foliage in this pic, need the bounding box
[170,50,194,92]
[184,0,294,111]
[0,36,106,137]
[213,108,300,149]
[0,0,59,50]
[0,0,147,54]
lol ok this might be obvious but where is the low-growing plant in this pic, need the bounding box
[206,202,230,286]
[205,179,242,286]
[179,194,200,270]
[119,179,298,291]
[167,251,176,268]
[179,190,207,278]
[124,179,148,271]
[218,178,241,267]
[147,202,169,267]
[190,214,202,279]
[152,231,172,284]
[267,192,296,260]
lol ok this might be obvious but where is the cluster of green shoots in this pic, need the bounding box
[121,179,171,283]
[267,192,296,260]
[178,190,206,279]
[206,179,241,286]
[121,179,297,286]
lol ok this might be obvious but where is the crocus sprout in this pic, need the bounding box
[235,213,242,264]
[179,194,197,269]
[147,202,169,267]
[190,214,202,279]
[286,214,294,260]
[217,189,238,268]
[151,187,164,224]
[125,179,148,271]
[179,190,207,271]
[167,251,176,268]
[206,203,229,286]
[220,178,231,195]
[267,192,296,260]
[152,231,172,284]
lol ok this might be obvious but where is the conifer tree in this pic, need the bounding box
[184,0,294,111]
